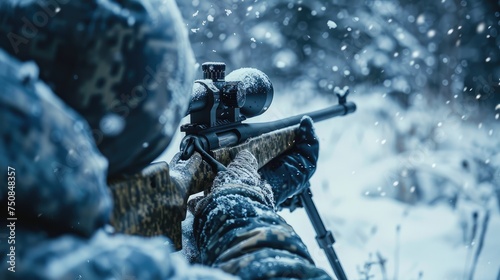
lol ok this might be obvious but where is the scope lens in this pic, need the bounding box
[226,68,273,118]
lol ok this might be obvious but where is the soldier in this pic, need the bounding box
[0,0,331,279]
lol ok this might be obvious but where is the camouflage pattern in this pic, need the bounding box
[193,151,331,279]
[108,125,297,249]
[0,50,331,279]
[0,49,236,280]
[0,49,111,237]
[0,227,238,280]
[213,125,297,169]
[0,0,332,276]
[0,0,195,176]
[108,157,203,250]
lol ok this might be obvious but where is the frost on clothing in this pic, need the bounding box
[0,50,112,237]
[0,0,196,176]
[3,229,238,280]
[194,151,331,279]
[0,50,233,280]
[0,50,329,279]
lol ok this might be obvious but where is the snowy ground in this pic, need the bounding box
[274,92,500,280]
[158,87,500,280]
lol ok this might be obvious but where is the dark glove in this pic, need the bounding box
[259,116,319,206]
[191,149,331,280]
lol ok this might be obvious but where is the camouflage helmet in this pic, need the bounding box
[0,0,195,176]
[0,50,112,236]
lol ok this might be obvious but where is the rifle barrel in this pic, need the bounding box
[306,101,357,123]
[238,101,356,144]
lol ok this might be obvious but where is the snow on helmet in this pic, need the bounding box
[0,0,195,176]
[0,50,112,236]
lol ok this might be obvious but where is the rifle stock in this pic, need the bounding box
[108,125,298,249]
[108,61,356,252]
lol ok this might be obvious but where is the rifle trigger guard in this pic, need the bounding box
[181,136,227,173]
[180,137,196,160]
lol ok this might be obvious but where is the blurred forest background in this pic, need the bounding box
[176,0,499,118]
[170,0,500,279]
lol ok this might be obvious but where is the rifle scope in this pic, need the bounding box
[185,63,273,127]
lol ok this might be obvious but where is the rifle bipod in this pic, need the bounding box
[282,184,348,280]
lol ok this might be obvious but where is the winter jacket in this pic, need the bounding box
[0,50,330,279]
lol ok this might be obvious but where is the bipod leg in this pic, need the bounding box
[299,185,348,280]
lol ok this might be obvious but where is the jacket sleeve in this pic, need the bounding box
[0,228,238,280]
[0,50,238,280]
[192,151,332,280]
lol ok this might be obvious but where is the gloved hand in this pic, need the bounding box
[259,116,319,206]
[191,150,275,215]
[190,148,330,278]
[211,149,274,206]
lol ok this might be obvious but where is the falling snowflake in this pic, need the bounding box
[327,20,337,29]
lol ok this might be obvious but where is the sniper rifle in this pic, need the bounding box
[108,62,355,280]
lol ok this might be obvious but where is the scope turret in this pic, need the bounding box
[184,63,273,130]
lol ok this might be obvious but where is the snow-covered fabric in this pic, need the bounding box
[194,151,331,279]
[0,50,330,279]
[0,0,195,176]
[1,228,240,280]
[0,50,233,279]
[0,49,112,237]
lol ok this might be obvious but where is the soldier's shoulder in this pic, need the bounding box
[0,49,112,236]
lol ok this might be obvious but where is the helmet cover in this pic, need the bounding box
[0,0,195,176]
